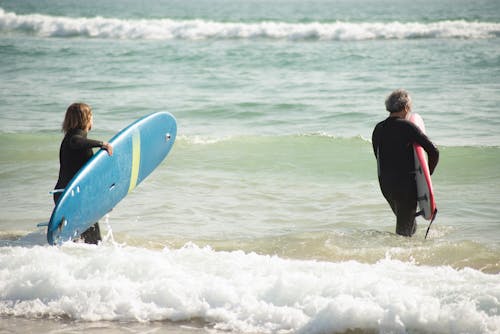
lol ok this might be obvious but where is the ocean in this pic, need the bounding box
[1,0,500,333]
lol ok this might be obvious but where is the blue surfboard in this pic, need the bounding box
[47,112,177,245]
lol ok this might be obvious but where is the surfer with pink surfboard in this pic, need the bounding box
[372,89,439,237]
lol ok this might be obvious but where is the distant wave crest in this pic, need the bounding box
[1,8,499,40]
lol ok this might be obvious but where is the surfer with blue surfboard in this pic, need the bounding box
[372,89,439,237]
[53,103,113,244]
[47,106,176,245]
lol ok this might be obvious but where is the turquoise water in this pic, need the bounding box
[1,0,500,333]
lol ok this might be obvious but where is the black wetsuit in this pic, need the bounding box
[54,129,104,244]
[372,116,439,236]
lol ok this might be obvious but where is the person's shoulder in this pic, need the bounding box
[68,128,86,137]
[394,117,418,128]
[402,117,422,129]
[373,120,382,134]
[66,129,87,144]
[372,118,388,139]
[395,118,426,138]
[374,118,387,129]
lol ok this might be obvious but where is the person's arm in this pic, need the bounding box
[70,134,102,149]
[412,126,439,175]
[423,140,439,175]
[372,124,380,158]
[70,132,113,156]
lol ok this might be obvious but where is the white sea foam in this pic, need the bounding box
[1,243,499,333]
[178,134,233,146]
[1,8,499,41]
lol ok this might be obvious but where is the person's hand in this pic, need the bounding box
[102,142,113,156]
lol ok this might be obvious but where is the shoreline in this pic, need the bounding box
[0,316,213,334]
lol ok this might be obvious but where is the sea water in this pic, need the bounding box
[1,0,499,333]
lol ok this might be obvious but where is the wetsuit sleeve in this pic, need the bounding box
[69,133,104,150]
[411,126,439,175]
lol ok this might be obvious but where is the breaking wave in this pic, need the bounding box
[1,8,499,40]
[1,243,499,333]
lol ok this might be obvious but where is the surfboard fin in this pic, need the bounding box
[424,208,438,239]
[57,217,67,232]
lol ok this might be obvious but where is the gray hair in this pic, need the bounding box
[385,89,412,113]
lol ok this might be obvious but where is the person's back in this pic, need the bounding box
[373,117,425,192]
[55,128,101,193]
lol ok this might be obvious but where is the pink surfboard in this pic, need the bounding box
[408,113,437,225]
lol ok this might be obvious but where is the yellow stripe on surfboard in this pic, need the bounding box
[128,131,141,193]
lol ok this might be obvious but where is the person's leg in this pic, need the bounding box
[53,193,61,205]
[382,187,417,237]
[394,192,417,237]
[80,223,102,245]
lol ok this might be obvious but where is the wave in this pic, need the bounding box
[1,243,499,333]
[1,8,499,41]
[1,132,499,195]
